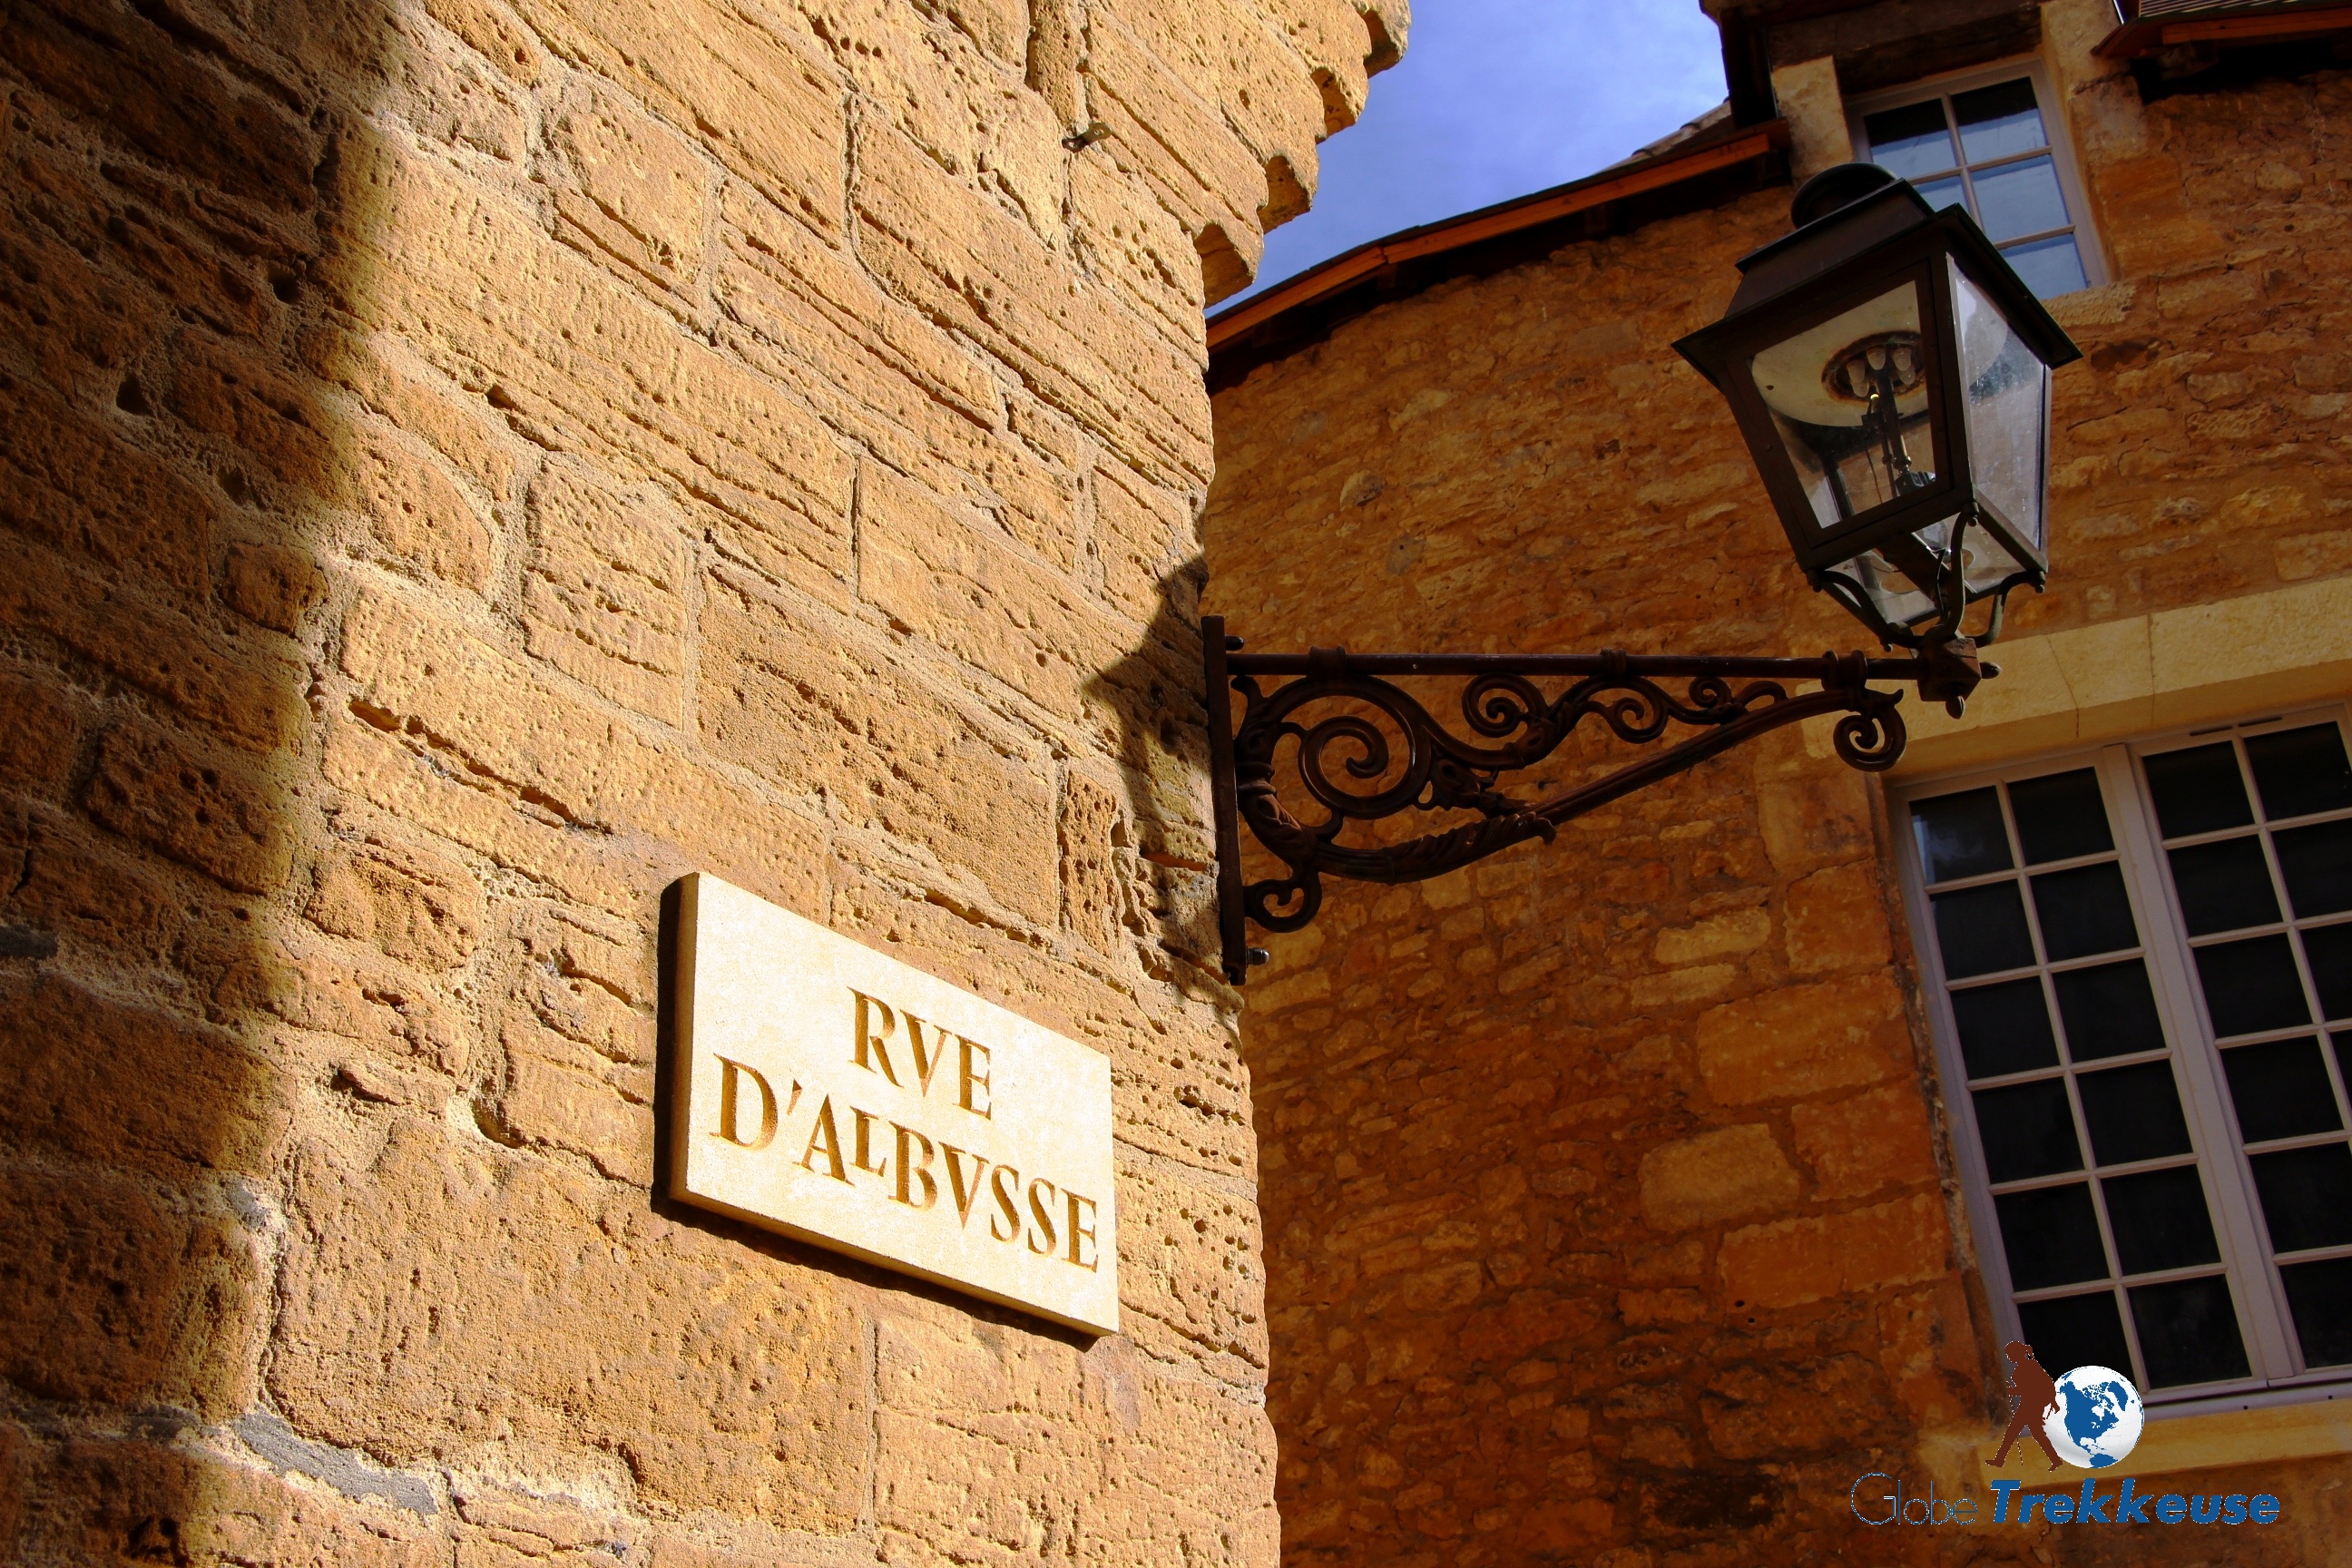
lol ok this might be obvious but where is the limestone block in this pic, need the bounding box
[1082,17,1264,291]
[1717,1192,1950,1310]
[698,578,1060,923]
[83,717,293,894]
[164,328,338,494]
[1060,769,1126,953]
[1117,1160,1267,1380]
[860,465,1130,719]
[1694,973,1909,1107]
[1782,862,1890,975]
[1790,1082,1937,1200]
[352,420,495,589]
[1636,1124,1801,1232]
[505,0,844,236]
[0,370,214,593]
[551,75,716,296]
[301,328,520,501]
[1700,1355,1883,1458]
[307,829,485,972]
[0,669,83,798]
[221,540,328,633]
[1071,150,1210,345]
[523,462,690,723]
[1770,57,1848,183]
[270,1115,871,1524]
[424,0,544,83]
[1651,907,1769,967]
[0,534,305,753]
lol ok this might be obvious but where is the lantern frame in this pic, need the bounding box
[1673,175,2082,647]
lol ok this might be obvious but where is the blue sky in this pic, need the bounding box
[1222,0,1732,309]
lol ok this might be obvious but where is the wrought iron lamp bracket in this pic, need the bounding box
[1202,613,1987,985]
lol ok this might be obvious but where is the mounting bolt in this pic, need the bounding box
[1063,122,1112,152]
[1247,947,1270,966]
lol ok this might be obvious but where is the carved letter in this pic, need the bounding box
[989,1165,1023,1241]
[906,1016,951,1096]
[715,1057,778,1148]
[851,991,901,1084]
[1063,1190,1099,1270]
[893,1123,938,1209]
[958,1036,993,1118]
[944,1144,990,1226]
[1027,1178,1059,1256]
[798,1097,848,1182]
[853,1108,890,1181]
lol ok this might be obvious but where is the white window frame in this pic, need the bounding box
[1846,57,2109,295]
[1891,706,2352,1419]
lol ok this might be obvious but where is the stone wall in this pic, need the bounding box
[0,0,1403,1561]
[1200,3,2352,1563]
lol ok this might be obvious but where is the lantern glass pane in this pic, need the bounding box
[1953,260,2052,551]
[1830,516,2031,634]
[1747,281,1937,534]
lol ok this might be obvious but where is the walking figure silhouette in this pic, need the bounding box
[1990,1340,2065,1471]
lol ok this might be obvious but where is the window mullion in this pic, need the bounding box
[2107,744,2304,1383]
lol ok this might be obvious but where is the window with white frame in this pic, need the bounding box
[1847,63,2104,299]
[1895,712,2352,1407]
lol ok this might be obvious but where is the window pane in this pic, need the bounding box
[2275,819,2352,919]
[1952,78,2049,162]
[1998,1183,2110,1289]
[2001,235,2088,300]
[1972,155,2071,242]
[2145,743,2253,838]
[2300,922,2352,1024]
[2194,936,2313,1037]
[2128,1277,2250,1387]
[1866,99,1960,180]
[2103,1167,2222,1273]
[1935,883,2038,978]
[2010,769,2112,864]
[2167,837,2283,936]
[2279,1258,2352,1367]
[1917,174,1967,211]
[2053,960,2168,1062]
[1953,978,2060,1078]
[2249,1143,2352,1253]
[2032,864,2141,960]
[2077,1063,2194,1164]
[2018,1291,2133,1381]
[2221,1038,2346,1143]
[2245,722,2352,821]
[1914,788,2013,882]
[1975,1080,2085,1181]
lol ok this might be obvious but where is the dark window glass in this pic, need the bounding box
[2301,922,2352,1023]
[1952,978,2060,1079]
[2145,744,2253,838]
[2246,723,2352,822]
[2077,1063,2194,1165]
[2128,1277,2250,1387]
[1975,1080,2084,1182]
[2194,936,2313,1037]
[1935,883,2038,978]
[2009,769,2112,864]
[1866,100,1960,180]
[1915,788,2013,882]
[1952,77,2048,162]
[2250,1144,2352,1253]
[2102,1167,2222,1274]
[2032,864,2141,960]
[2167,838,2282,936]
[1997,1183,2109,1289]
[2016,1291,2133,1382]
[2275,819,2352,920]
[2279,1258,2352,1367]
[2053,960,2168,1062]
[2220,1039,2345,1144]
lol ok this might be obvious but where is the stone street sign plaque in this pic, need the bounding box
[668,873,1119,1334]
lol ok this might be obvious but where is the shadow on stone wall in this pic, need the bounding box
[0,0,421,1554]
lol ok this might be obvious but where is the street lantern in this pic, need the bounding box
[1198,164,2083,985]
[1673,163,2082,648]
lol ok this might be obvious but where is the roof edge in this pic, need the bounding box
[1204,118,1792,358]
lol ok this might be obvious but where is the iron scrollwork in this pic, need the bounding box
[1202,614,1983,985]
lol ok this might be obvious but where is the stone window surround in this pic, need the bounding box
[1855,575,2352,1476]
[1843,55,2112,293]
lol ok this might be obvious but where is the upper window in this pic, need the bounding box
[1896,713,2352,1410]
[1848,64,2103,299]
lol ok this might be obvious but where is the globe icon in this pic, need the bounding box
[2041,1365,2143,1468]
